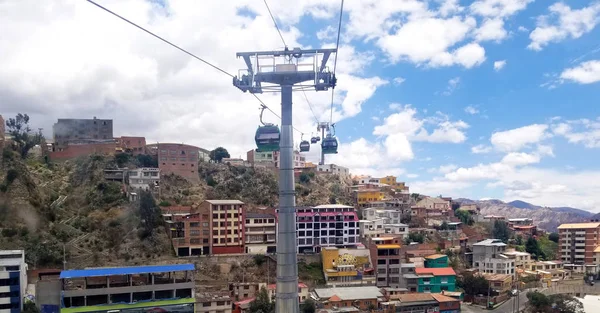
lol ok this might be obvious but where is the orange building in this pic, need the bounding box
[558,222,600,265]
[200,200,246,254]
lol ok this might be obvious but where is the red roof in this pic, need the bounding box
[415,267,456,276]
[234,298,255,305]
[329,295,342,302]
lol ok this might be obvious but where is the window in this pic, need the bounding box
[441,277,448,284]
[378,259,386,265]
[190,222,200,228]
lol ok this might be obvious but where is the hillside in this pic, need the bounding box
[456,198,589,232]
[0,149,353,269]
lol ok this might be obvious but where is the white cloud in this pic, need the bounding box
[316,25,336,41]
[494,60,507,71]
[0,0,386,161]
[465,105,479,114]
[384,133,414,161]
[393,77,406,85]
[475,18,508,42]
[528,2,600,51]
[438,0,464,17]
[553,120,600,148]
[374,105,469,144]
[501,152,541,166]
[443,77,461,96]
[439,164,459,173]
[560,60,600,84]
[328,138,408,179]
[490,124,549,152]
[406,173,420,179]
[471,144,492,154]
[470,0,534,18]
[518,26,529,32]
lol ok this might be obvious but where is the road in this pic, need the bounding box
[461,291,530,313]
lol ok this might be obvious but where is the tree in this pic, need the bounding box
[138,191,163,239]
[5,113,44,159]
[455,210,474,226]
[209,147,230,163]
[23,301,40,313]
[538,235,558,261]
[515,235,524,246]
[302,299,316,313]
[549,232,559,243]
[527,291,551,312]
[249,287,275,313]
[404,232,424,244]
[492,220,510,243]
[526,237,543,260]
[440,221,449,230]
[526,292,584,313]
[457,273,490,296]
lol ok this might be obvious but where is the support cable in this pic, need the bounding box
[263,0,287,48]
[329,0,344,124]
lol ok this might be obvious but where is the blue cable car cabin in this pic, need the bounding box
[310,137,318,144]
[255,124,280,152]
[321,135,338,154]
[299,140,310,152]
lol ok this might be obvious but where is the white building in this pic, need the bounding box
[296,205,359,253]
[196,293,232,313]
[358,220,409,239]
[502,249,533,270]
[273,151,306,168]
[317,164,350,178]
[0,250,27,312]
[362,208,404,224]
[244,213,277,254]
[472,239,515,275]
[128,168,160,190]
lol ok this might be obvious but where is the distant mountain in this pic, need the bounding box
[507,200,538,210]
[455,199,591,232]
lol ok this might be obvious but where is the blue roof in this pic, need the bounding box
[60,264,194,279]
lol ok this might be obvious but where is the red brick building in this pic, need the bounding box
[200,200,246,254]
[162,206,211,256]
[48,142,116,160]
[116,136,146,154]
[155,143,200,182]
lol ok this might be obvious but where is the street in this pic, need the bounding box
[461,291,530,313]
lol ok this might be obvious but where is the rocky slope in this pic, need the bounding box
[456,198,589,232]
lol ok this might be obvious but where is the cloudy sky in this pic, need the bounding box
[2,0,600,211]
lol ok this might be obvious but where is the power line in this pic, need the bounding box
[329,0,344,124]
[87,0,307,136]
[86,0,233,78]
[263,0,287,48]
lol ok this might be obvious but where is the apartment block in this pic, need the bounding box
[128,168,160,191]
[155,143,201,182]
[196,293,232,313]
[163,206,211,257]
[472,239,515,275]
[244,213,277,254]
[296,205,359,253]
[201,200,245,254]
[558,222,600,265]
[316,164,350,178]
[0,250,27,312]
[228,282,265,301]
[502,249,533,270]
[52,117,113,147]
[59,264,195,313]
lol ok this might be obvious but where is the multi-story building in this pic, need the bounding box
[274,151,306,168]
[296,206,360,253]
[316,164,350,178]
[472,239,515,275]
[321,247,375,286]
[154,143,200,182]
[502,249,533,269]
[244,213,277,254]
[196,293,233,313]
[228,282,267,301]
[424,254,449,268]
[246,150,275,166]
[357,190,386,207]
[59,264,195,313]
[163,206,211,256]
[372,240,402,288]
[201,200,245,254]
[416,197,450,211]
[267,283,309,303]
[558,222,600,265]
[52,117,113,148]
[0,250,27,312]
[128,167,160,191]
[116,136,146,154]
[483,273,513,294]
[415,267,457,293]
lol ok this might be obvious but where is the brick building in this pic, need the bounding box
[52,117,113,147]
[162,206,211,256]
[295,205,360,253]
[156,143,201,182]
[48,142,116,160]
[116,136,147,154]
[558,222,600,265]
[201,200,246,254]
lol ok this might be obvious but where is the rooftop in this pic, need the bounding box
[415,267,456,276]
[558,223,600,230]
[503,250,531,257]
[376,244,401,249]
[483,273,513,282]
[473,239,506,247]
[313,286,383,301]
[393,293,438,304]
[59,264,194,279]
[313,204,355,209]
[424,254,447,260]
[205,200,244,205]
[431,293,459,303]
[246,213,276,219]
[508,218,532,222]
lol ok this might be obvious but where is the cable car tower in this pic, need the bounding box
[233,47,336,313]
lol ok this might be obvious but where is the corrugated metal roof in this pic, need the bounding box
[60,264,194,279]
[314,286,383,301]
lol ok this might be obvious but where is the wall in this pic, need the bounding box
[49,143,116,160]
[425,257,449,268]
[417,276,456,293]
[36,280,62,310]
[157,143,200,182]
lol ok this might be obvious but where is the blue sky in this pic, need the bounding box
[1,0,600,210]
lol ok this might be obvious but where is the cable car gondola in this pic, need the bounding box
[321,134,338,154]
[299,134,310,152]
[255,106,280,152]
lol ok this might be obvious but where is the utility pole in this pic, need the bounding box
[234,47,336,313]
[63,244,66,270]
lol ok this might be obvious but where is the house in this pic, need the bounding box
[321,247,375,286]
[228,282,266,301]
[424,254,449,268]
[414,267,457,293]
[196,293,233,313]
[311,286,383,311]
[128,167,160,191]
[502,249,533,270]
[380,293,460,313]
[317,164,350,178]
[416,197,451,211]
[483,273,513,294]
[115,136,146,154]
[266,282,309,303]
[471,239,515,275]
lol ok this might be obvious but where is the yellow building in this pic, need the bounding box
[357,189,385,205]
[378,176,408,191]
[321,247,373,285]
